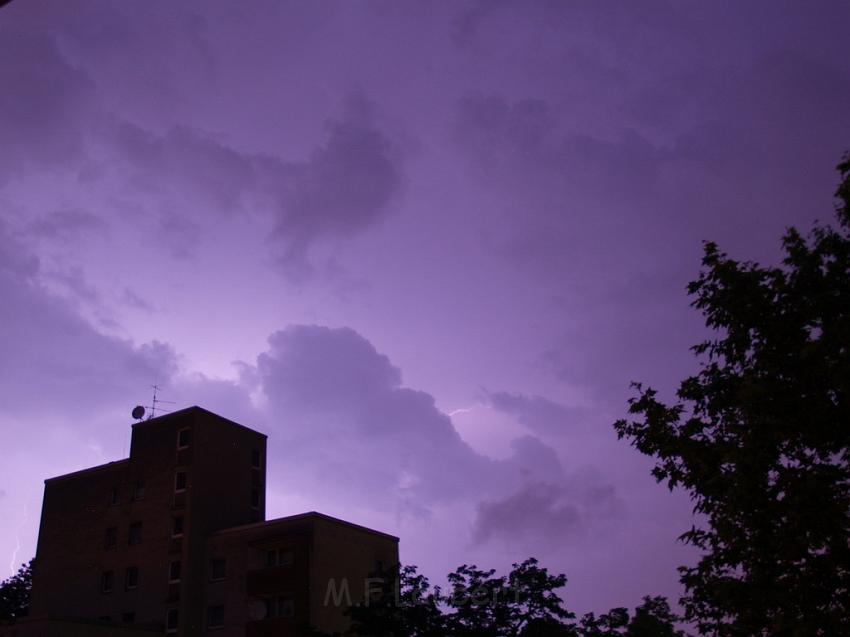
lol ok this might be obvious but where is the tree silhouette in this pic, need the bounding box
[445,559,574,637]
[615,154,850,635]
[330,559,681,637]
[0,560,32,624]
[345,564,445,637]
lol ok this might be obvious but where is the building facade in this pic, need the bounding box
[7,407,398,637]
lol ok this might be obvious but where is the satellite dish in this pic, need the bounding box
[131,405,146,420]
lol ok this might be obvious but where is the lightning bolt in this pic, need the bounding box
[448,403,484,417]
[9,534,21,577]
[8,493,31,577]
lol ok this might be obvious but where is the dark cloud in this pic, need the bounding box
[472,474,624,547]
[3,9,404,271]
[121,287,155,313]
[487,390,583,437]
[273,98,404,265]
[508,435,564,483]
[100,100,403,273]
[452,0,511,47]
[0,224,39,278]
[28,209,109,241]
[155,212,203,261]
[47,265,102,305]
[473,482,578,545]
[256,325,490,509]
[106,121,268,214]
[0,28,95,183]
[453,92,664,204]
[0,222,176,423]
[250,323,621,549]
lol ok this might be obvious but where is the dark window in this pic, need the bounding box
[169,560,181,583]
[104,527,117,549]
[125,566,138,590]
[278,597,294,618]
[251,449,261,468]
[131,481,145,501]
[109,487,119,506]
[172,516,184,537]
[101,570,114,593]
[210,558,226,581]
[174,471,187,492]
[250,488,260,509]
[166,608,179,633]
[266,548,293,567]
[177,428,191,449]
[128,522,142,545]
[265,596,294,618]
[98,615,111,622]
[208,604,225,628]
[121,612,135,623]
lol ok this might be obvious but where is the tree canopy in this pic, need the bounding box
[339,560,682,637]
[614,155,850,635]
[0,560,32,624]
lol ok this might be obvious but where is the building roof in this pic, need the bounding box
[44,458,130,484]
[44,406,266,484]
[131,405,267,438]
[212,511,400,542]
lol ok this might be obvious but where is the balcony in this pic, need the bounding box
[246,565,306,597]
[246,617,300,637]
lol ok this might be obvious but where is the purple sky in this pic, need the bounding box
[2,0,849,616]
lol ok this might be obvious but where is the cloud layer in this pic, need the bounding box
[2,0,848,616]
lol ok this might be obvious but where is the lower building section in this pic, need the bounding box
[0,617,160,637]
[22,408,399,636]
[201,512,399,636]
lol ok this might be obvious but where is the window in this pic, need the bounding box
[128,522,142,545]
[125,566,138,590]
[131,481,145,501]
[109,487,119,506]
[265,596,294,619]
[250,488,260,509]
[121,612,135,623]
[251,449,261,468]
[171,516,184,537]
[210,558,226,581]
[165,608,179,633]
[104,527,117,549]
[101,570,114,593]
[169,561,181,583]
[174,471,188,493]
[266,548,294,567]
[177,428,191,449]
[207,604,225,628]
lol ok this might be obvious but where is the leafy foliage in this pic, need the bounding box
[345,564,445,637]
[336,559,681,637]
[0,560,32,624]
[444,559,574,637]
[614,155,850,635]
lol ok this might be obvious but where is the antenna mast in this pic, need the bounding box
[148,383,175,419]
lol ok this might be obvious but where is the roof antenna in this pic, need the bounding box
[147,382,175,419]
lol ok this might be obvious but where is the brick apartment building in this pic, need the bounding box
[3,406,398,637]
